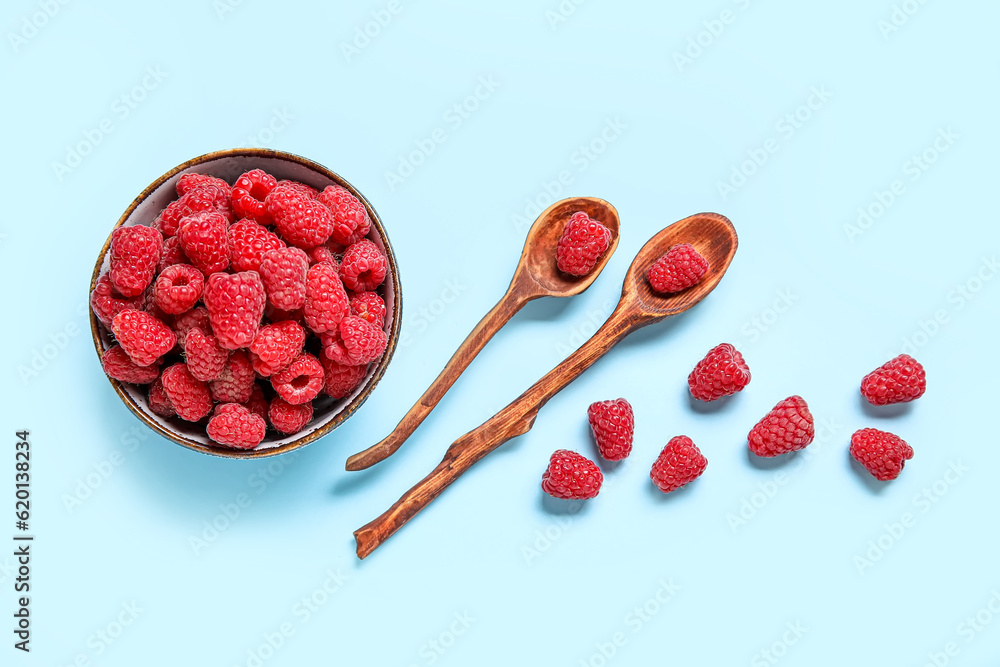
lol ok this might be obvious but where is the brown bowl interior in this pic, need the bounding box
[90,148,402,459]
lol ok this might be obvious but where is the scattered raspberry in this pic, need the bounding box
[688,343,751,402]
[650,436,708,494]
[748,396,815,457]
[176,173,230,197]
[157,184,232,236]
[340,240,387,292]
[308,245,339,268]
[161,363,213,422]
[851,428,914,481]
[321,315,387,366]
[316,185,371,246]
[303,263,350,333]
[268,396,314,434]
[541,450,603,500]
[203,271,266,349]
[249,320,306,376]
[321,356,368,399]
[147,378,176,418]
[109,225,163,297]
[242,383,268,420]
[260,247,310,311]
[207,403,266,449]
[177,211,230,274]
[101,345,161,384]
[555,211,612,277]
[860,354,926,406]
[587,398,634,461]
[350,291,386,326]
[231,169,277,225]
[209,350,255,403]
[158,235,189,272]
[171,306,210,347]
[91,273,145,327]
[111,309,176,367]
[270,353,325,405]
[228,219,285,272]
[275,180,318,198]
[184,327,230,382]
[153,263,204,315]
[647,243,709,294]
[265,187,335,249]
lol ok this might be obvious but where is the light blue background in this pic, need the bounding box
[2,1,999,665]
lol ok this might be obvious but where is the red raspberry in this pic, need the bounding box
[265,187,335,249]
[268,396,314,434]
[228,219,285,272]
[172,306,210,347]
[91,273,144,327]
[647,243,709,294]
[177,211,230,274]
[321,356,368,399]
[210,350,255,403]
[688,343,751,401]
[541,450,603,500]
[350,291,386,326]
[101,345,161,384]
[203,271,266,350]
[242,383,268,420]
[177,173,230,197]
[231,169,277,225]
[650,436,708,494]
[153,263,204,315]
[207,403,266,449]
[260,247,310,311]
[321,315,387,366]
[587,398,634,461]
[109,225,163,297]
[147,378,176,418]
[158,235,190,272]
[111,309,176,367]
[308,245,339,268]
[316,185,371,246]
[157,184,233,236]
[184,327,230,382]
[270,353,324,405]
[861,354,926,406]
[248,320,306,376]
[339,239,387,292]
[851,428,914,481]
[161,363,213,422]
[303,263,350,333]
[555,211,611,277]
[748,396,815,457]
[275,180,318,198]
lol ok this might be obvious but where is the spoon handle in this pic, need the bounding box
[345,286,536,471]
[354,308,635,558]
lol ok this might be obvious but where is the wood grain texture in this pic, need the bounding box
[354,212,738,558]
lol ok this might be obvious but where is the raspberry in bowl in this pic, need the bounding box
[89,149,401,458]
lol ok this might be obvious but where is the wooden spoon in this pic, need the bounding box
[354,212,738,558]
[345,197,621,472]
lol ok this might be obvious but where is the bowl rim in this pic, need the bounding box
[89,147,402,459]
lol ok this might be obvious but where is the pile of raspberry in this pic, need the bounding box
[91,169,391,450]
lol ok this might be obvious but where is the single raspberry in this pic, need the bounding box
[316,185,371,246]
[172,306,210,347]
[158,235,190,272]
[157,184,233,236]
[321,356,368,399]
[184,327,230,382]
[231,169,277,225]
[851,428,914,481]
[321,315,387,366]
[308,245,339,268]
[248,320,306,376]
[350,291,386,326]
[860,354,926,406]
[109,225,163,297]
[147,378,176,418]
[242,383,268,420]
[650,436,708,494]
[111,309,176,367]
[203,271,266,350]
[207,403,266,449]
[339,239,387,292]
[587,398,634,461]
[541,450,603,500]
[748,396,815,457]
[260,247,310,311]
[101,345,161,384]
[209,350,255,403]
[303,263,350,333]
[555,211,612,277]
[228,219,285,272]
[268,396,314,434]
[91,273,145,327]
[647,243,709,294]
[270,353,324,405]
[688,343,751,401]
[176,173,230,197]
[177,211,230,274]
[275,180,318,198]
[161,363,213,422]
[153,263,204,315]
[265,187,335,249]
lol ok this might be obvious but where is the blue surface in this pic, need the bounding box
[2,1,999,665]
